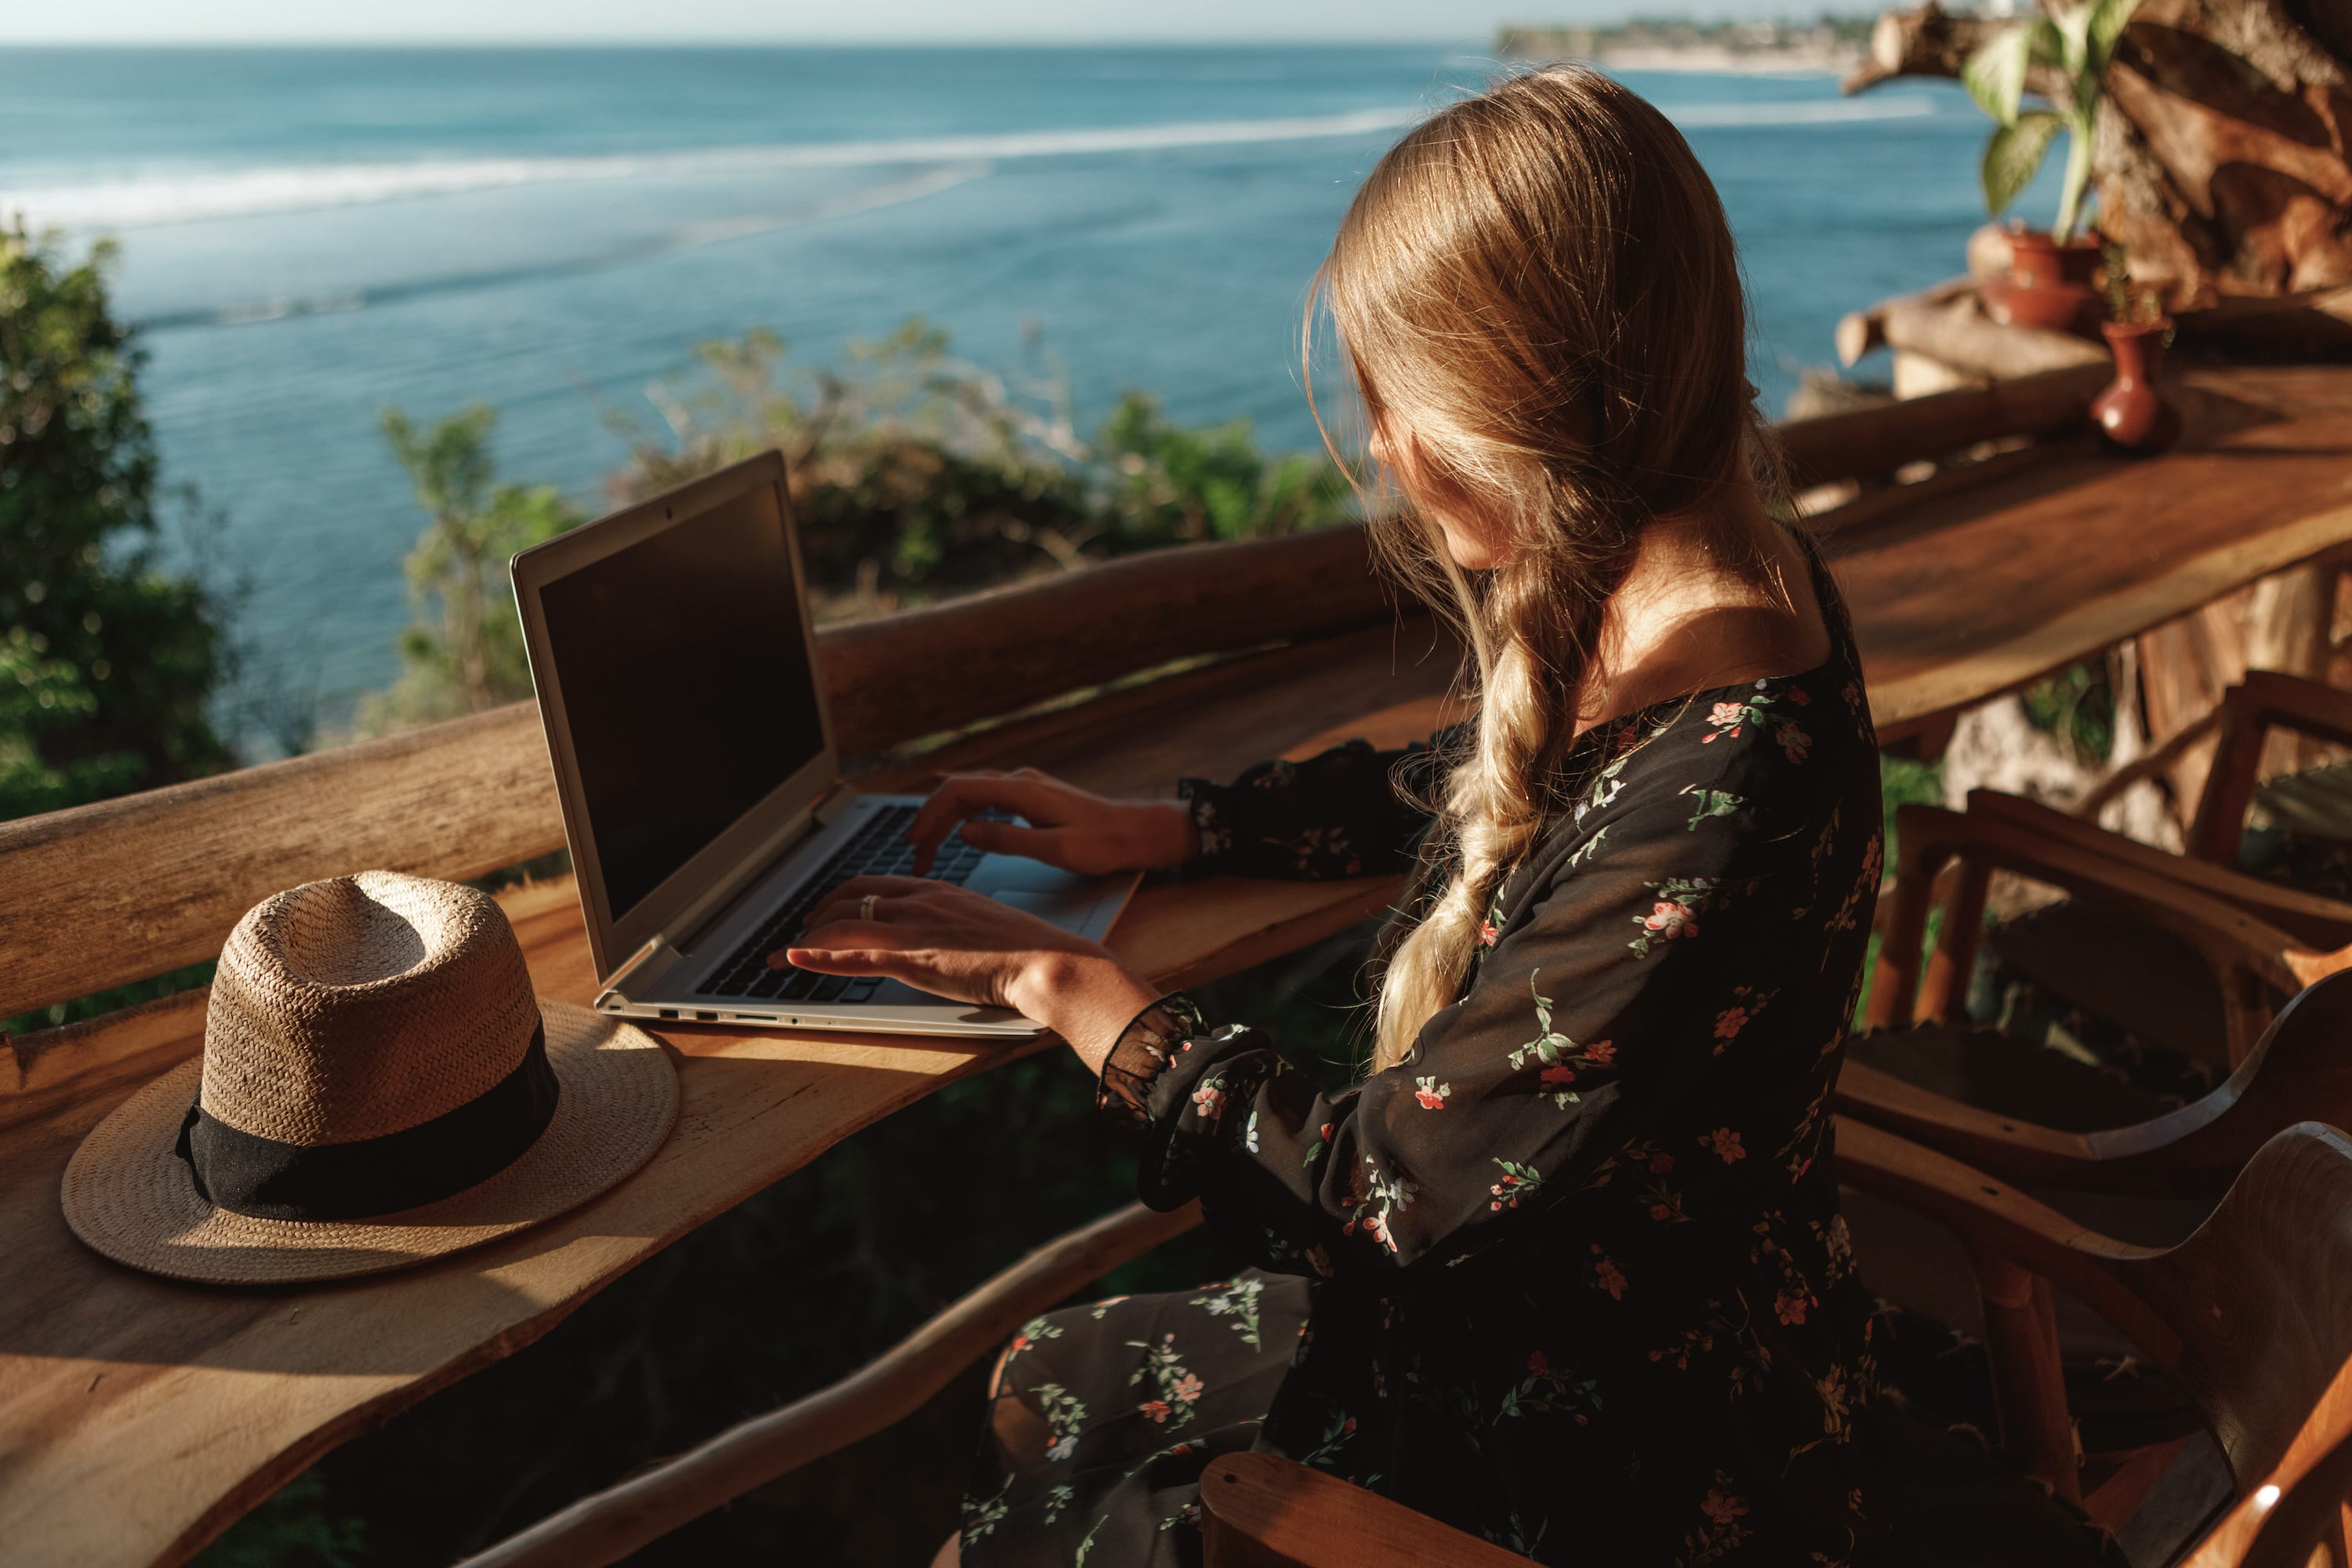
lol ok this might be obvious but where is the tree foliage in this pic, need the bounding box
[603,319,1352,619]
[358,405,583,735]
[0,222,231,820]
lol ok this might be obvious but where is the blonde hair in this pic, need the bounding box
[1309,67,1778,1073]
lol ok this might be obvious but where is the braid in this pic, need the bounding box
[1370,485,1640,1071]
[1305,65,1765,1076]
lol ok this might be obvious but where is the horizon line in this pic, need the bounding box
[0,34,1505,49]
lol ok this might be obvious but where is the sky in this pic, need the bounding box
[0,0,1882,46]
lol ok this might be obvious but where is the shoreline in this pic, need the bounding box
[1583,45,1856,76]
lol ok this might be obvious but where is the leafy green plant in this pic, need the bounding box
[604,321,1099,612]
[1962,0,2144,242]
[603,319,1352,617]
[357,405,583,734]
[0,221,234,821]
[1097,393,1352,546]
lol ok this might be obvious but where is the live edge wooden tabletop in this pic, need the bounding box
[9,361,2352,1568]
[0,626,1461,1568]
[1832,362,2352,742]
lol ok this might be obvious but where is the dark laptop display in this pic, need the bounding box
[535,482,824,924]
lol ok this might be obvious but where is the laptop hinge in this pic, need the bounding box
[599,935,668,1007]
[814,779,862,826]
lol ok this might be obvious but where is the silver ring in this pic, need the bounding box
[858,893,879,924]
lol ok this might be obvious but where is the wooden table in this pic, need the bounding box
[10,361,2352,1568]
[0,627,1460,1568]
[1829,363,2352,742]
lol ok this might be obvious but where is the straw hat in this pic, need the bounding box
[63,870,678,1285]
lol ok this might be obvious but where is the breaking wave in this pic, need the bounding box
[3,96,1936,231]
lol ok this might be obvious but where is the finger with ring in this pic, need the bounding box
[858,893,880,923]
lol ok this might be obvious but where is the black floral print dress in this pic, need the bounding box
[959,554,2121,1566]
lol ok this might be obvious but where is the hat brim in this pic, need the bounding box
[61,1001,679,1286]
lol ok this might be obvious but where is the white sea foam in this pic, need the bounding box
[1,96,1939,232]
[1,109,1416,230]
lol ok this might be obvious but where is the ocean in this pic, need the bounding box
[0,45,2019,749]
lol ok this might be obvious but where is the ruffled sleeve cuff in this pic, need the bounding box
[1095,993,1208,1128]
[1095,991,1276,1211]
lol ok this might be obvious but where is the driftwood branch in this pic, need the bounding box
[1836,275,1975,366]
[1867,292,2110,380]
[1853,0,2352,307]
[457,1199,1204,1568]
[1844,2,2070,98]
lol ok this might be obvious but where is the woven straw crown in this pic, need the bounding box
[62,869,680,1285]
[201,872,542,1146]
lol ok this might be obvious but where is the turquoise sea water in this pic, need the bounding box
[0,45,2009,744]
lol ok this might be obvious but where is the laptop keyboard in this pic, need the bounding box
[695,804,989,1005]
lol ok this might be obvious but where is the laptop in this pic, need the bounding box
[510,449,1140,1038]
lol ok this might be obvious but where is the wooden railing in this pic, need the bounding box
[0,524,1397,1025]
[0,363,2105,1033]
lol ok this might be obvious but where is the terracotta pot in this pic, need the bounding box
[2092,319,2182,453]
[1982,229,2104,337]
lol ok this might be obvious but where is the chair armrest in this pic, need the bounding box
[1833,1116,2174,1504]
[2191,672,2352,865]
[1869,803,2310,1045]
[1968,788,2352,949]
[1835,1058,2104,1187]
[1199,1454,1532,1567]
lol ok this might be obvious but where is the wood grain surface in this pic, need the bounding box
[0,643,1454,1568]
[1825,365,2352,742]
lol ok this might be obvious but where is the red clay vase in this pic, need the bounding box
[2092,319,2182,453]
[1983,230,2103,336]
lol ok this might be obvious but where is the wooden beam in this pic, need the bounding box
[818,524,1402,756]
[0,528,1404,1020]
[458,1200,1203,1568]
[11,362,2352,1022]
[0,705,565,1020]
[1776,362,2111,494]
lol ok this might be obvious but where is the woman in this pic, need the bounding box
[785,68,2118,1566]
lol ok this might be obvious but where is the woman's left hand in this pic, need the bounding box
[776,875,1161,1069]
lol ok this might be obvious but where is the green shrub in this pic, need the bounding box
[0,222,233,819]
[601,318,1352,619]
[357,405,583,734]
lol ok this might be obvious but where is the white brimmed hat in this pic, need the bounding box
[63,870,677,1285]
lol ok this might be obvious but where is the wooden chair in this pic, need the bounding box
[2188,669,2352,871]
[1844,965,2352,1200]
[1846,804,2352,1479]
[1861,797,2342,1083]
[1200,1120,2352,1568]
[1949,672,2352,1073]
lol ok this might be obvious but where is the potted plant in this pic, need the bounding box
[1964,0,2143,336]
[2091,241,2180,452]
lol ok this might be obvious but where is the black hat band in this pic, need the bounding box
[172,1022,560,1223]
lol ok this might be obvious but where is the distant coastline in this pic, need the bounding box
[1497,19,1871,76]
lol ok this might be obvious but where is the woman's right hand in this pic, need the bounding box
[906,767,1200,877]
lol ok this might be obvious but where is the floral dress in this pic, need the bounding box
[959,554,2122,1566]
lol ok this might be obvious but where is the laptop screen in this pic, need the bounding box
[536,481,826,925]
